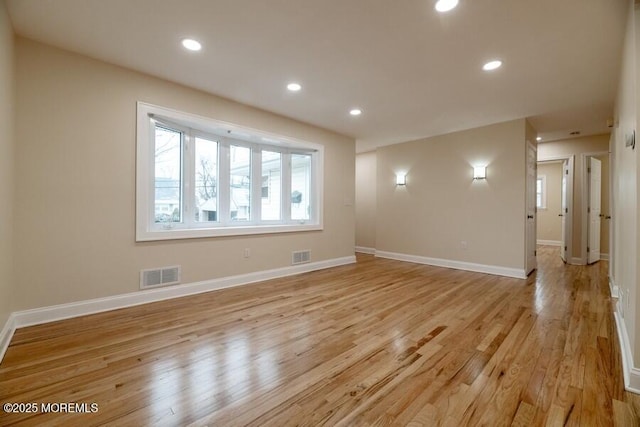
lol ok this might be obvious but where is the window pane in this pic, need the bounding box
[230,145,251,221]
[154,125,182,224]
[195,137,218,222]
[262,151,281,220]
[291,154,311,221]
[536,177,543,208]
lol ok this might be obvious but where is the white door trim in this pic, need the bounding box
[526,142,537,274]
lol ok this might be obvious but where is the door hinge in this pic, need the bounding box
[588,207,591,213]
[588,167,591,173]
[564,246,568,251]
[565,208,568,213]
[587,247,590,253]
[534,250,537,256]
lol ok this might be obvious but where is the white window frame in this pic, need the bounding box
[136,102,324,241]
[536,175,547,210]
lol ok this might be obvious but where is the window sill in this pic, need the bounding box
[136,223,323,242]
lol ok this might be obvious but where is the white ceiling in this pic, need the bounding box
[6,0,629,152]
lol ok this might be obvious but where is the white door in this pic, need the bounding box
[526,142,537,274]
[560,160,568,262]
[588,157,602,264]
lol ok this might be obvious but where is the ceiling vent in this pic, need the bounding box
[140,266,181,289]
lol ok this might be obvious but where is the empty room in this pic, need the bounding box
[1,0,640,425]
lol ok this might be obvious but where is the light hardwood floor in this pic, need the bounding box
[0,246,635,426]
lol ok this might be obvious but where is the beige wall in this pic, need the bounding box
[619,0,640,368]
[355,151,376,249]
[611,0,638,365]
[375,119,526,271]
[13,38,355,311]
[537,161,563,243]
[0,0,14,327]
[538,134,610,262]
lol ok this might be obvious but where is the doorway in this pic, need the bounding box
[537,155,574,263]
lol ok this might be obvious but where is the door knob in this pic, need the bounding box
[527,215,534,219]
[558,214,564,217]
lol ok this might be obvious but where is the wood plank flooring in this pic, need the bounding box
[0,246,633,426]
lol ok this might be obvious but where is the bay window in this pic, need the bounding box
[136,102,323,241]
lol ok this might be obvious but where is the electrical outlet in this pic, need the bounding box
[461,241,468,250]
[243,248,250,258]
[626,288,630,311]
[619,289,623,309]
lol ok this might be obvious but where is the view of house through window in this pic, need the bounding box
[291,154,311,221]
[261,151,281,221]
[138,102,323,240]
[154,126,183,224]
[195,136,218,222]
[230,145,251,221]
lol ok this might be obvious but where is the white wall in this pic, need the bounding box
[12,37,355,311]
[0,0,14,329]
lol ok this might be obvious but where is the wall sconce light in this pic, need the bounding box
[473,166,487,180]
[396,173,406,186]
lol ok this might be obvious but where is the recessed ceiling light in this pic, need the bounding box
[482,60,502,71]
[287,83,302,92]
[350,109,362,116]
[536,137,542,141]
[435,0,459,12]
[181,38,202,51]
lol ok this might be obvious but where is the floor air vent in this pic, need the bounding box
[140,266,181,289]
[292,250,311,265]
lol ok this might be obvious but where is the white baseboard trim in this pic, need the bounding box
[375,251,527,279]
[355,246,376,255]
[0,313,16,365]
[0,255,356,363]
[610,276,619,299]
[613,307,640,394]
[536,240,562,246]
[567,256,608,264]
